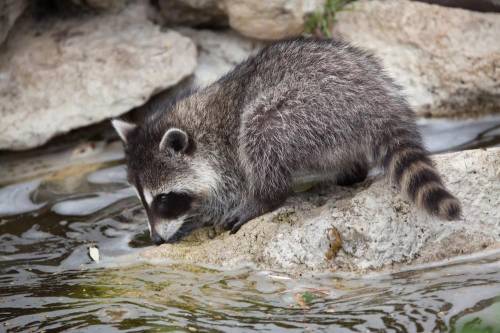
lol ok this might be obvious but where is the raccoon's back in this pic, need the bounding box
[221,38,396,101]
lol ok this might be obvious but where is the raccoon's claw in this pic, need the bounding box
[218,215,238,232]
[220,217,245,234]
[222,199,281,234]
[220,213,251,234]
[229,219,247,234]
[221,217,236,231]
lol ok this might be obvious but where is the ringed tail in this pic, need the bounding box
[383,144,461,220]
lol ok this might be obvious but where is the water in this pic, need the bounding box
[0,117,499,332]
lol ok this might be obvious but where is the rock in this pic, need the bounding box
[0,0,27,45]
[176,28,263,87]
[225,0,324,40]
[332,0,500,118]
[154,0,227,27]
[155,0,324,40]
[0,3,197,150]
[142,147,500,274]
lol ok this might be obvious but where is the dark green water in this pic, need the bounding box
[0,117,499,332]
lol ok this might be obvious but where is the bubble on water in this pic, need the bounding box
[0,180,46,217]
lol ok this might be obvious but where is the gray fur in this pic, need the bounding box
[113,37,461,244]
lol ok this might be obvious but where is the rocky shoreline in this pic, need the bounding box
[141,147,500,275]
[1,0,499,274]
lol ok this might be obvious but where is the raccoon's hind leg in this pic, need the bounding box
[336,160,369,186]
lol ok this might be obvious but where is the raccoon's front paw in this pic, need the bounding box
[219,209,255,234]
[229,218,251,234]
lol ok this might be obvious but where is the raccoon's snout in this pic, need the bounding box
[150,229,165,245]
[149,215,193,245]
[147,192,194,245]
[152,192,193,219]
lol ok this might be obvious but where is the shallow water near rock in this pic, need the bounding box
[0,117,499,332]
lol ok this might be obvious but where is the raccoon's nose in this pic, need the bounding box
[150,229,165,245]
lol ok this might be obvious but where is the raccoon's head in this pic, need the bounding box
[112,119,220,245]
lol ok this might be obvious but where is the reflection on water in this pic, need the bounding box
[419,115,500,153]
[0,180,45,216]
[0,116,499,332]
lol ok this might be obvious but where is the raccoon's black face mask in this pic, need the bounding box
[112,119,219,245]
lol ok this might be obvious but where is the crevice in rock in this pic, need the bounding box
[413,0,500,12]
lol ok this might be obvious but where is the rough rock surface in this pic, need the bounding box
[225,0,324,40]
[0,3,197,150]
[142,148,500,274]
[333,0,500,118]
[0,0,27,45]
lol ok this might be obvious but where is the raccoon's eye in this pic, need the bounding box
[152,192,192,219]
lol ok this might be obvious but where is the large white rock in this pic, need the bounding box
[0,3,197,150]
[0,0,27,45]
[142,148,500,274]
[333,0,500,118]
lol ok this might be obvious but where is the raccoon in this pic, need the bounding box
[112,37,461,245]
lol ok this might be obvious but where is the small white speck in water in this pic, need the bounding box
[88,246,100,263]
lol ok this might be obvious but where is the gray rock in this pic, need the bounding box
[176,28,263,87]
[224,0,324,40]
[0,0,27,45]
[333,0,500,118]
[142,147,500,275]
[0,3,197,150]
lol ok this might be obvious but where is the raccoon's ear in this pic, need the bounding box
[159,128,189,153]
[111,119,136,143]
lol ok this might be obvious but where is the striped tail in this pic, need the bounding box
[384,144,461,220]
